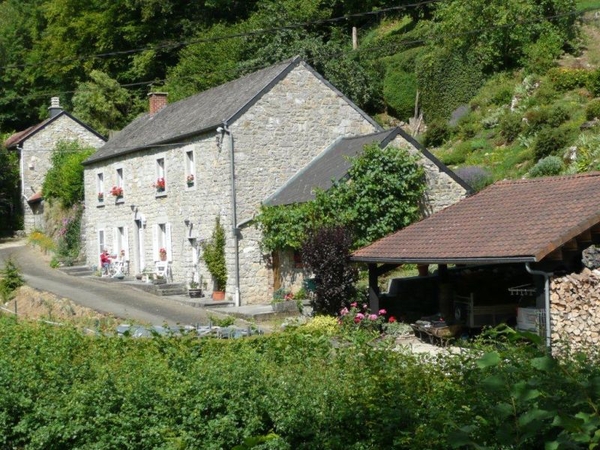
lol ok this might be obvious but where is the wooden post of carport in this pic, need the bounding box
[368,263,380,312]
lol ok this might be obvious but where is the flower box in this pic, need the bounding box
[186,174,195,187]
[154,177,166,192]
[97,193,104,202]
[110,186,123,198]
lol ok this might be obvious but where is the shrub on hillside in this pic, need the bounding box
[524,107,550,132]
[546,104,570,128]
[440,142,470,166]
[423,120,451,147]
[499,113,523,142]
[586,68,600,97]
[0,258,24,301]
[383,69,417,120]
[586,99,600,121]
[548,67,591,91]
[529,155,564,178]
[455,166,493,192]
[533,126,572,160]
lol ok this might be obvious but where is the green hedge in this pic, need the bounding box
[416,48,485,122]
[2,318,600,448]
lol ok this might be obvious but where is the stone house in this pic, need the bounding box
[4,98,106,233]
[82,57,467,305]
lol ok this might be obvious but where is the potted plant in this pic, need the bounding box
[271,288,298,313]
[201,217,227,300]
[188,279,202,298]
[110,186,123,198]
[159,247,167,261]
[154,177,166,192]
[97,192,104,202]
[186,174,195,187]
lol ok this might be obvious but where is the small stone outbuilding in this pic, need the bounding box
[4,98,106,233]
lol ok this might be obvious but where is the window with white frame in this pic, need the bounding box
[113,226,128,260]
[155,157,166,192]
[111,167,124,198]
[153,222,172,261]
[97,173,104,202]
[185,150,195,187]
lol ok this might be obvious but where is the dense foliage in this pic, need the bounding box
[0,143,22,236]
[301,225,358,315]
[257,143,426,251]
[0,317,599,448]
[0,258,24,301]
[41,140,94,208]
[0,0,582,133]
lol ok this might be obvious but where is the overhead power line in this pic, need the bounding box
[12,5,600,104]
[0,0,443,72]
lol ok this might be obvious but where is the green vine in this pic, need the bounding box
[201,217,227,291]
[257,143,426,252]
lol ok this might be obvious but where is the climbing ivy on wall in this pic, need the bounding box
[257,143,426,251]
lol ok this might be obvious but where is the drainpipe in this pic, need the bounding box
[525,263,552,350]
[222,122,241,307]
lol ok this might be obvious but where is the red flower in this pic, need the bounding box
[388,316,397,323]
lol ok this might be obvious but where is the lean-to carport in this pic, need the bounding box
[352,173,600,348]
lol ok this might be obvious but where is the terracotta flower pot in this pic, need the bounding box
[212,290,225,301]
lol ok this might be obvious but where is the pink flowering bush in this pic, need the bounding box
[338,302,391,333]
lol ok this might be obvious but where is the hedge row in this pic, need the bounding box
[0,317,599,449]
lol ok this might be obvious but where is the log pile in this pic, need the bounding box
[550,268,600,351]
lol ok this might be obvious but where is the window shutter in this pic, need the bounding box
[113,227,119,257]
[123,226,129,260]
[166,223,173,262]
[152,224,159,261]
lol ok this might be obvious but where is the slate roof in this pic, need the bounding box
[84,57,379,165]
[352,172,600,265]
[4,111,106,149]
[264,127,471,206]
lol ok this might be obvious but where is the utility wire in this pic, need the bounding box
[11,5,600,104]
[0,0,444,72]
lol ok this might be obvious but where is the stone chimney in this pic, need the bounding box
[148,92,168,115]
[48,97,63,118]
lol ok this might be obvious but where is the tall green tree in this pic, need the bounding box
[72,70,142,136]
[0,142,22,236]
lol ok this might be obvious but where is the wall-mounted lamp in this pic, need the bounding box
[130,204,136,211]
[184,218,190,226]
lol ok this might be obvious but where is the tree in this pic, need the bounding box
[72,70,142,136]
[301,225,358,315]
[0,142,22,236]
[201,217,227,292]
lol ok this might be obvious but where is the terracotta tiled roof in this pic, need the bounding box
[352,173,600,264]
[27,192,43,204]
[4,120,51,148]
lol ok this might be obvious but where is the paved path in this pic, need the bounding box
[0,240,218,326]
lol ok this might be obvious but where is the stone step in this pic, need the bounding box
[59,265,94,276]
[156,288,187,296]
[154,283,187,297]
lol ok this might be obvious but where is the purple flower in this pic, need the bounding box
[378,309,387,315]
[340,307,349,316]
[368,314,378,321]
[354,313,365,323]
[350,302,357,308]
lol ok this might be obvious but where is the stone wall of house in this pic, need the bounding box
[388,135,469,215]
[83,63,378,305]
[21,115,105,234]
[549,268,600,352]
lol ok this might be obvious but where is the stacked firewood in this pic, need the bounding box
[550,268,600,349]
